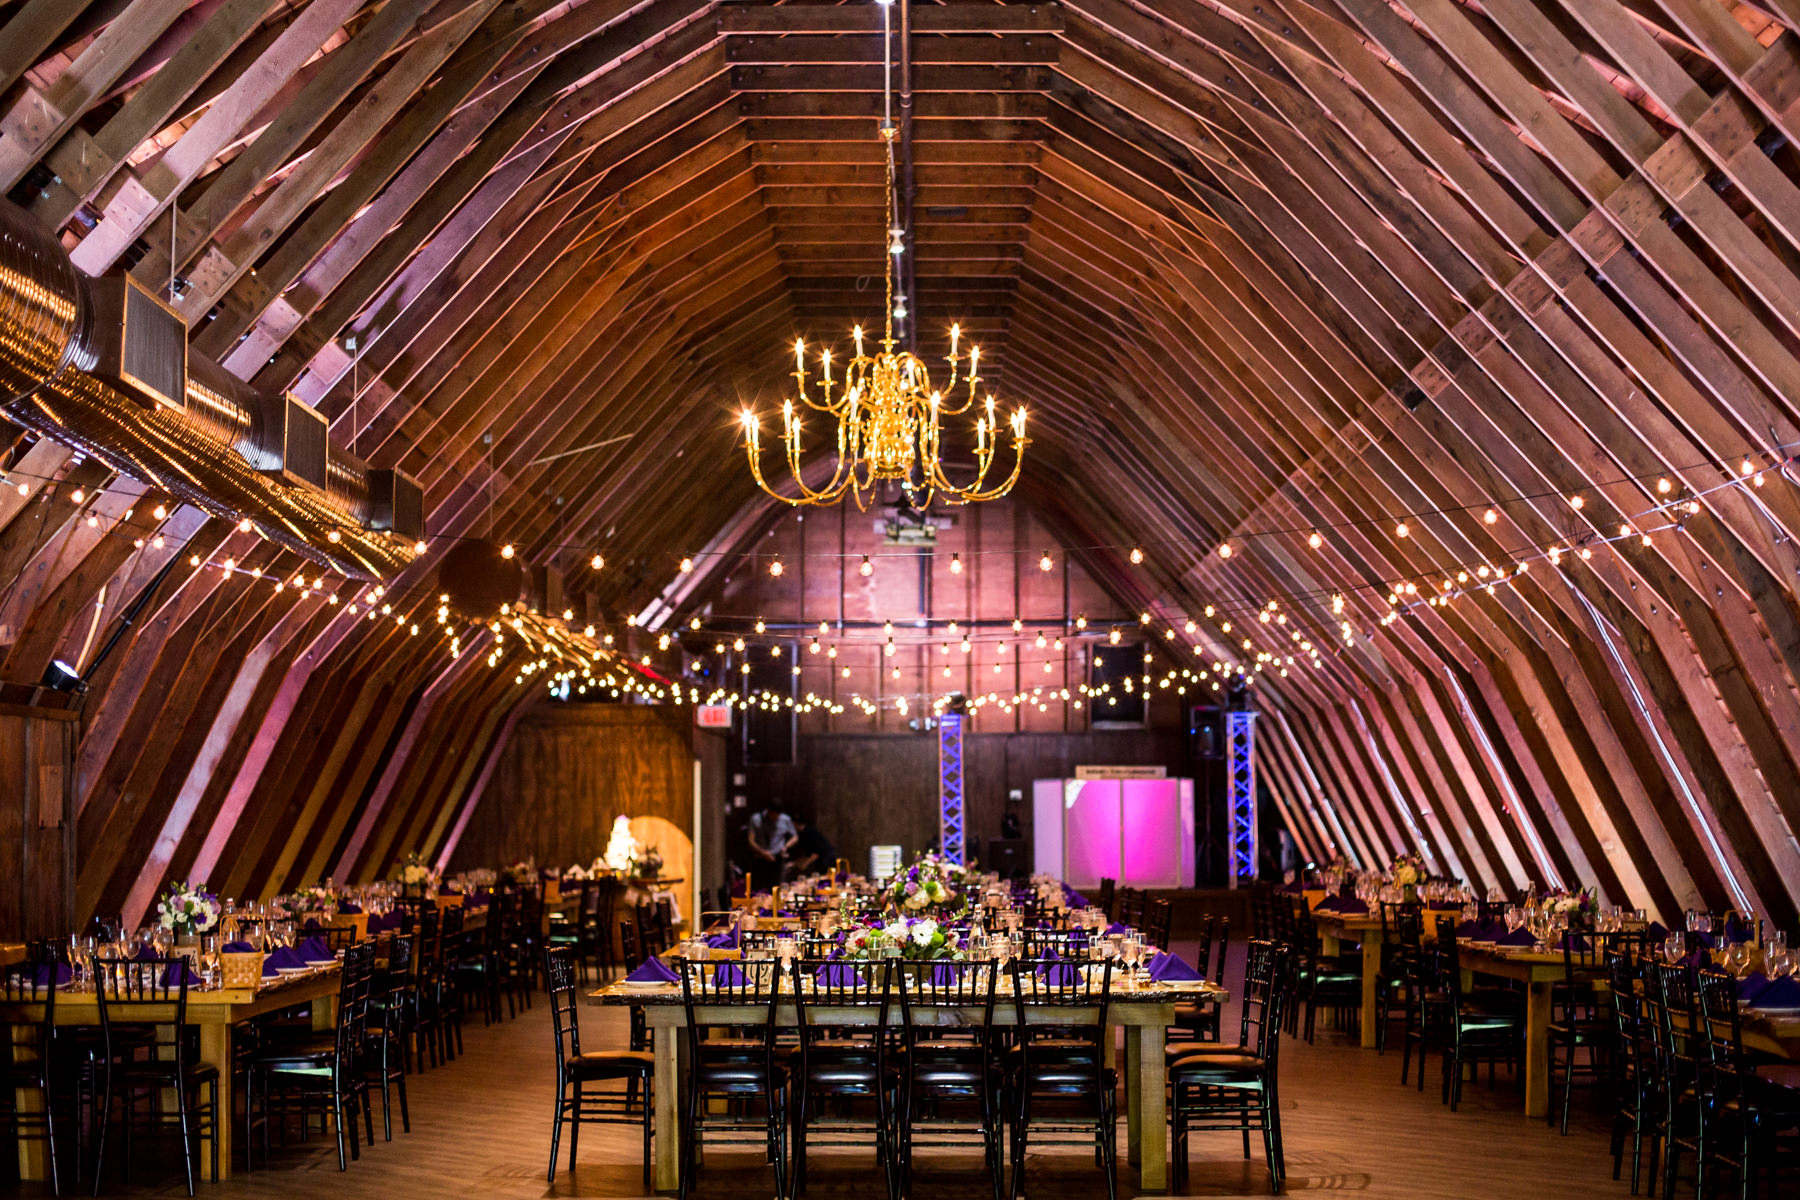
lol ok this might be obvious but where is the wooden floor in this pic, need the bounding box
[75,944,1642,1199]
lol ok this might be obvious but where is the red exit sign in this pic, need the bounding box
[695,704,732,729]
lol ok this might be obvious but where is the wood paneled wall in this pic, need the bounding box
[452,704,695,885]
[0,706,75,938]
[741,727,1186,880]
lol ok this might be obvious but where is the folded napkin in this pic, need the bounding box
[261,946,307,977]
[929,963,962,988]
[221,941,257,954]
[1558,934,1590,952]
[132,942,157,961]
[301,917,322,932]
[706,928,740,950]
[1724,915,1754,945]
[1645,922,1670,943]
[1680,947,1713,970]
[337,902,362,915]
[161,961,202,988]
[1105,922,1128,936]
[1148,952,1204,983]
[1456,920,1483,938]
[31,963,71,988]
[1317,896,1366,914]
[625,958,678,984]
[1063,888,1088,908]
[1494,927,1537,947]
[1037,962,1082,986]
[1742,974,1800,1009]
[815,963,861,987]
[297,936,334,964]
[713,963,748,987]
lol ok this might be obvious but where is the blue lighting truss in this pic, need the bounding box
[939,712,966,865]
[1227,711,1258,881]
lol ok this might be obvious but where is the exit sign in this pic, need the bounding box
[695,704,732,729]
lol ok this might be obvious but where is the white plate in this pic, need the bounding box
[275,966,311,975]
[622,979,673,989]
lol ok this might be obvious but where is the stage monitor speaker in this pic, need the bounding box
[987,837,1027,880]
[1189,704,1225,761]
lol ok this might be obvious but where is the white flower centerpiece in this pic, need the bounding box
[887,852,967,918]
[396,852,439,896]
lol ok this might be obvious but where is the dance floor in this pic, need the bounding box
[86,942,1643,1199]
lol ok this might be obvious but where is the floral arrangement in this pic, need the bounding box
[1539,889,1598,924]
[396,852,439,893]
[838,915,964,961]
[157,881,220,934]
[887,852,965,916]
[563,861,597,881]
[286,882,336,912]
[1390,854,1426,888]
[636,844,664,876]
[497,858,537,886]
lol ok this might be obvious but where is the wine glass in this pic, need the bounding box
[1120,937,1144,990]
[1725,942,1754,978]
[1766,947,1793,980]
[1663,933,1686,963]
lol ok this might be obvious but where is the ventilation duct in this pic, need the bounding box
[0,199,414,580]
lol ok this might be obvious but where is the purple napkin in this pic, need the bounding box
[298,936,333,963]
[1558,934,1590,952]
[1495,927,1537,947]
[1724,915,1754,945]
[221,941,256,954]
[161,961,202,988]
[626,958,677,984]
[1105,922,1128,936]
[929,963,962,988]
[1645,922,1669,943]
[31,963,71,988]
[713,963,748,987]
[1318,896,1366,914]
[815,963,861,987]
[132,943,157,961]
[1037,962,1081,986]
[1745,975,1800,1009]
[1456,920,1484,938]
[707,928,740,950]
[337,902,362,915]
[262,946,307,977]
[1149,952,1203,982]
[302,917,322,932]
[1063,888,1088,908]
[1680,947,1713,969]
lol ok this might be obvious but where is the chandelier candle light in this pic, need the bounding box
[738,0,1027,509]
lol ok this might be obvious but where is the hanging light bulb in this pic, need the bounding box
[501,544,515,559]
[769,558,784,577]
[860,555,874,577]
[1484,508,1498,525]
[591,553,604,570]
[1039,550,1053,572]
[1129,546,1145,564]
[950,552,963,575]
[680,556,694,573]
[1307,530,1322,549]
[1217,542,1233,559]
[1075,614,1087,629]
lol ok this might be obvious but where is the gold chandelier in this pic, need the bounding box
[739,10,1027,509]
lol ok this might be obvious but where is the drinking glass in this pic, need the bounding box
[1120,937,1143,990]
[1663,934,1685,962]
[1766,947,1794,980]
[1725,942,1754,978]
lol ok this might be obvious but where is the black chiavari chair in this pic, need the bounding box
[2,954,64,1193]
[791,958,897,1197]
[1169,939,1290,1194]
[1437,920,1521,1110]
[894,959,1003,1200]
[544,946,652,1186]
[1095,877,1117,920]
[365,933,412,1140]
[1649,961,1704,1198]
[1548,926,1611,1134]
[1607,953,1661,1194]
[1008,956,1116,1200]
[246,943,376,1171]
[1145,898,1173,951]
[676,957,790,1200]
[91,956,219,1194]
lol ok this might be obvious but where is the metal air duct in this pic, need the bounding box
[0,199,415,580]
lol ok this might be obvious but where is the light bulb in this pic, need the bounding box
[769,559,784,577]
[680,557,694,573]
[501,544,515,559]
[415,540,428,554]
[590,553,604,570]
[1039,550,1053,572]
[1217,542,1233,558]
[1396,521,1409,538]
[1308,531,1322,549]
[860,555,873,577]
[1129,547,1144,564]
[950,553,963,575]
[1484,508,1498,524]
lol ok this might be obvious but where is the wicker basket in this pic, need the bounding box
[339,912,369,942]
[220,950,264,991]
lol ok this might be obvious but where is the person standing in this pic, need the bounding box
[748,803,798,882]
[788,816,838,877]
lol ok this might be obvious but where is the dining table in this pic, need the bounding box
[595,971,1227,1194]
[2,963,342,1181]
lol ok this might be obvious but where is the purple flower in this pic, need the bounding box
[905,881,920,895]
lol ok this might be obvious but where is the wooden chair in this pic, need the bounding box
[543,946,651,1186]
[1607,953,1661,1194]
[1437,925,1521,1111]
[364,933,412,1140]
[1548,928,1612,1134]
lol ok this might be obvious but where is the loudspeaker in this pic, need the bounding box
[1189,704,1224,761]
[987,837,1027,880]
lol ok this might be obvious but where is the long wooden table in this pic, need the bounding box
[596,977,1226,1194]
[1,965,341,1180]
